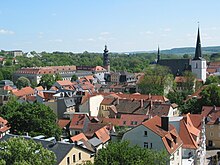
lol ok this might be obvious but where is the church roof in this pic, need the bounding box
[194,27,202,60]
[158,58,191,76]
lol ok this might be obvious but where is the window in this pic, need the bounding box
[144,142,148,148]
[210,132,214,137]
[67,157,70,165]
[144,131,148,136]
[123,121,126,125]
[75,131,80,135]
[73,154,76,162]
[79,152,81,160]
[150,143,152,149]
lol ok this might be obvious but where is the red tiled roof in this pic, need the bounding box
[57,119,70,129]
[119,114,149,127]
[95,127,110,143]
[0,117,10,133]
[92,66,106,72]
[69,114,88,130]
[15,66,76,75]
[12,86,34,97]
[188,114,202,131]
[175,76,187,83]
[99,118,121,126]
[201,106,220,125]
[116,93,168,102]
[101,98,115,105]
[3,85,14,91]
[185,85,207,101]
[56,80,72,86]
[142,116,182,155]
[35,86,44,91]
[179,116,200,149]
[85,123,107,138]
[71,133,88,142]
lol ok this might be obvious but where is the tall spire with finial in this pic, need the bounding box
[194,22,202,60]
[157,45,160,62]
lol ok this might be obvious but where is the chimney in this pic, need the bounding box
[161,116,169,131]
[148,93,151,99]
[140,99,144,108]
[116,98,119,105]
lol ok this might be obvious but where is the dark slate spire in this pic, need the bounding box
[157,45,160,62]
[194,27,202,60]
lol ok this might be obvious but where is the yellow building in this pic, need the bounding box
[201,106,220,148]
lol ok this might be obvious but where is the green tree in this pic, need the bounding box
[0,71,4,81]
[0,99,61,140]
[205,75,220,85]
[71,74,78,82]
[0,137,56,165]
[55,73,62,81]
[138,65,173,95]
[167,91,184,106]
[180,98,201,114]
[39,74,55,89]
[182,71,196,95]
[15,76,30,89]
[94,141,168,165]
[200,84,220,106]
[4,59,12,66]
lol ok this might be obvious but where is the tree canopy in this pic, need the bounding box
[15,76,30,89]
[138,65,173,95]
[39,74,55,89]
[0,97,61,140]
[200,83,220,106]
[0,137,56,165]
[94,141,168,165]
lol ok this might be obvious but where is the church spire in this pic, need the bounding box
[194,25,202,60]
[157,45,160,62]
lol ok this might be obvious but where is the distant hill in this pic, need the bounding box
[160,46,220,55]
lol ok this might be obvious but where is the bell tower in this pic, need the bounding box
[191,26,206,82]
[103,45,110,72]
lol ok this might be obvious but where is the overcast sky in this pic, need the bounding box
[0,0,220,53]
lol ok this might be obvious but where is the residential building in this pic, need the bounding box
[13,66,77,84]
[69,114,91,136]
[0,117,10,139]
[12,86,35,100]
[170,114,202,164]
[201,106,220,148]
[80,94,104,117]
[1,134,95,165]
[122,116,183,165]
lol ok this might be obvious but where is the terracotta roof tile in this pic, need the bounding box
[58,119,70,129]
[0,117,10,133]
[12,86,34,97]
[101,98,116,105]
[95,127,110,143]
[70,133,88,142]
[69,114,88,130]
[142,116,182,154]
[35,86,44,91]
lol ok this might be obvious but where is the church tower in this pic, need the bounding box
[103,45,110,72]
[191,27,206,82]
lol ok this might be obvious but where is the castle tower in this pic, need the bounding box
[103,45,110,72]
[191,26,206,82]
